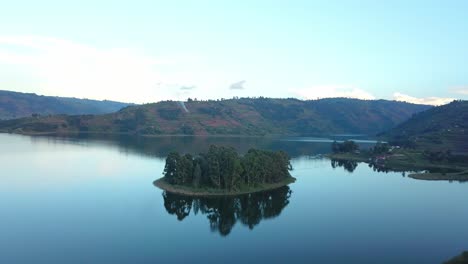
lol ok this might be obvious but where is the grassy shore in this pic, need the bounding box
[409,170,468,181]
[329,149,468,181]
[154,177,296,197]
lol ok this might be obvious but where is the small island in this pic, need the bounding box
[154,145,296,196]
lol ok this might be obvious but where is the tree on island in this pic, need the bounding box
[162,145,293,191]
[332,140,359,153]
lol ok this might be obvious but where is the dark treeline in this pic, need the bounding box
[163,186,292,236]
[163,145,293,190]
[331,140,360,153]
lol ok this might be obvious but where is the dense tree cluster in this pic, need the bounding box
[163,145,293,190]
[0,90,130,120]
[331,140,359,153]
[157,108,181,120]
[244,98,304,121]
[371,142,390,154]
[420,149,468,164]
[423,150,453,162]
[197,106,223,117]
[163,186,292,236]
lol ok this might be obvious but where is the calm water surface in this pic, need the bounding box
[0,133,467,264]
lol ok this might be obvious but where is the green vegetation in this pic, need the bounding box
[155,145,295,196]
[371,142,391,154]
[0,97,431,136]
[329,140,370,171]
[372,148,467,171]
[329,139,468,181]
[370,100,468,180]
[0,90,131,120]
[444,251,468,264]
[382,100,468,153]
[332,140,360,153]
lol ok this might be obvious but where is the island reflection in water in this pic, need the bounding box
[331,159,359,173]
[162,186,292,236]
[331,158,411,174]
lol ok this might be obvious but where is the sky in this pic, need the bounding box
[1,0,468,105]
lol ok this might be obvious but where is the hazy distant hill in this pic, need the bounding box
[0,90,132,120]
[0,97,431,136]
[382,100,467,152]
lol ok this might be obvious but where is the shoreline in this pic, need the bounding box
[153,177,296,197]
[0,130,375,139]
[326,153,370,162]
[328,151,468,181]
[0,130,296,138]
[409,171,468,181]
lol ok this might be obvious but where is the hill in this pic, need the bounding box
[381,100,468,153]
[0,97,431,136]
[0,90,132,120]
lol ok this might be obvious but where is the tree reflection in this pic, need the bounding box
[162,186,292,236]
[331,159,358,172]
[367,162,391,173]
[163,193,193,221]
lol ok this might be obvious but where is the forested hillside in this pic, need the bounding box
[381,100,468,153]
[0,97,431,136]
[0,90,131,119]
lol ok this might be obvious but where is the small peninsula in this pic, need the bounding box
[154,145,296,196]
[328,140,468,181]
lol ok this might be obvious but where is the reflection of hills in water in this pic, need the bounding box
[29,133,375,159]
[30,133,436,178]
[162,186,292,236]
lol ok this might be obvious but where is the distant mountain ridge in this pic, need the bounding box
[0,90,132,120]
[0,97,431,136]
[381,100,468,153]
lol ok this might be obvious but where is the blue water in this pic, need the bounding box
[0,133,467,264]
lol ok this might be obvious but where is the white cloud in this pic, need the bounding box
[180,85,196,90]
[293,85,375,100]
[0,35,232,103]
[229,80,246,90]
[453,87,468,95]
[0,36,163,103]
[393,92,454,106]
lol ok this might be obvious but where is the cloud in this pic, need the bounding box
[180,85,196,90]
[0,35,232,103]
[293,85,375,100]
[393,92,454,106]
[0,35,166,103]
[229,80,246,90]
[452,87,468,95]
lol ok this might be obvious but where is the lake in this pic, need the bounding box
[0,133,467,264]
